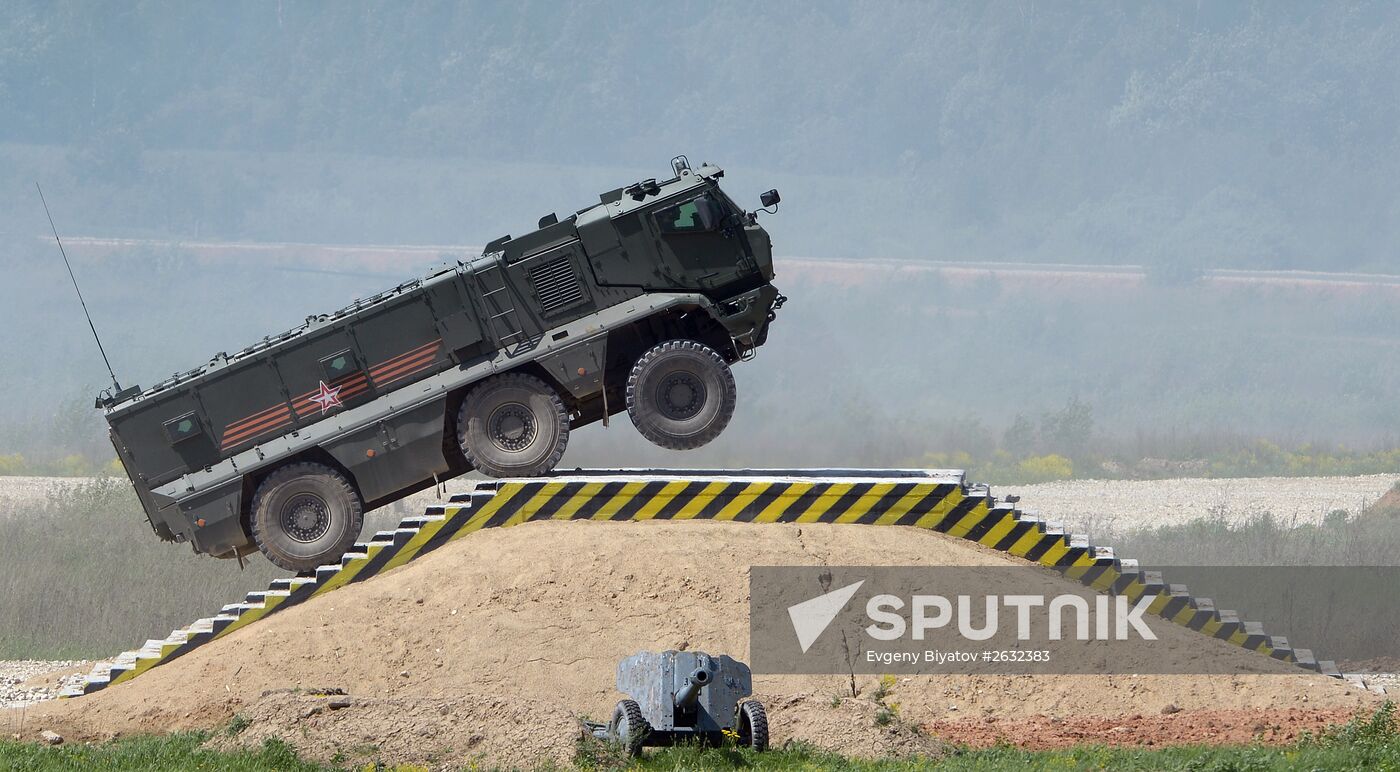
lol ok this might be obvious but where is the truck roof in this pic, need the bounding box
[105,263,459,415]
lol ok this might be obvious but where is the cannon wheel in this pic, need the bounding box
[610,699,650,756]
[736,699,769,752]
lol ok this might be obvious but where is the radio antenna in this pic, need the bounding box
[36,182,122,393]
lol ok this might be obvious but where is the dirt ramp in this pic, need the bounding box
[22,519,1377,757]
[25,519,1008,738]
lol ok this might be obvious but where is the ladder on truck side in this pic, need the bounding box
[476,254,541,357]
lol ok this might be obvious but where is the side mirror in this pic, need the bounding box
[760,189,780,208]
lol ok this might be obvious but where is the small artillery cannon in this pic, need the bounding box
[591,650,768,755]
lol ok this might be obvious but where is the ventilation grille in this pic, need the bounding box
[528,256,585,315]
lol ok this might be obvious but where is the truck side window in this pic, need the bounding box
[656,194,721,234]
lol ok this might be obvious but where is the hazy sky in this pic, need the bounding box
[3,2,1398,460]
[3,1,1398,265]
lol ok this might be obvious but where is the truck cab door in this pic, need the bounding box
[647,192,752,292]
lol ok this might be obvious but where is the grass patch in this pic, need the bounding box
[0,478,282,659]
[584,705,1400,770]
[0,731,329,771]
[617,721,1400,771]
[606,718,1400,770]
[1109,495,1400,566]
[0,477,403,659]
[224,713,252,737]
[1,705,1397,770]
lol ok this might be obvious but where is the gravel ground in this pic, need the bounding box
[1357,673,1399,695]
[1,661,88,710]
[1000,474,1397,534]
[0,477,94,517]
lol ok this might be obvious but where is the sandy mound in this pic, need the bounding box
[208,690,580,769]
[763,693,945,759]
[16,520,1378,764]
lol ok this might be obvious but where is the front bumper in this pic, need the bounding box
[714,284,783,351]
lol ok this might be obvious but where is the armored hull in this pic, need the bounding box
[102,159,784,568]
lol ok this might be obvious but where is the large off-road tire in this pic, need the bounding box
[457,372,569,478]
[249,462,364,573]
[735,699,769,752]
[609,699,650,756]
[625,340,736,450]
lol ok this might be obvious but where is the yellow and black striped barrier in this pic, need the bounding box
[62,470,1336,697]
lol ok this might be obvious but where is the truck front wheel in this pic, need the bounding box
[457,372,570,478]
[249,462,365,572]
[626,340,736,450]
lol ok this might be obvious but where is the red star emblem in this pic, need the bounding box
[310,380,343,414]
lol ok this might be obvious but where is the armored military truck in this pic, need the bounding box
[99,157,784,571]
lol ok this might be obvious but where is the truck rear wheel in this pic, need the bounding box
[249,462,364,572]
[457,372,569,478]
[626,340,736,450]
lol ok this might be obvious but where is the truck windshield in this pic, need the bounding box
[656,194,722,233]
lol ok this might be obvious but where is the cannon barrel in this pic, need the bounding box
[673,667,711,709]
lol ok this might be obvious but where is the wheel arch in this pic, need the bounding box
[443,360,572,431]
[604,306,737,380]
